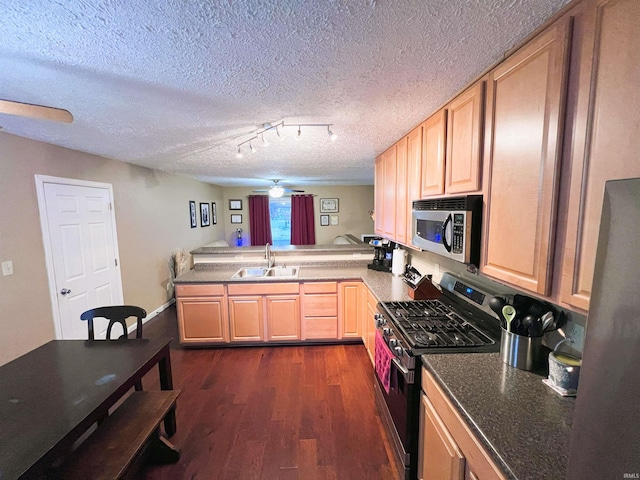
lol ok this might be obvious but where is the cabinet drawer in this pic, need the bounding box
[303,294,338,317]
[227,283,300,296]
[302,282,338,294]
[422,368,505,479]
[303,317,338,339]
[176,284,225,297]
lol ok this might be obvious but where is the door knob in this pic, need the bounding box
[60,288,71,295]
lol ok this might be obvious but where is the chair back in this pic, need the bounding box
[80,305,147,340]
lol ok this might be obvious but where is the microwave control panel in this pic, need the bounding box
[452,214,464,253]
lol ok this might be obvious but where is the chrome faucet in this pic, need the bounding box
[265,243,275,268]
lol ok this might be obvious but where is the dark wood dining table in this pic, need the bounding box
[0,336,176,480]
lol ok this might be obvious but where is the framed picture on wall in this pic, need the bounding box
[212,202,217,225]
[330,215,339,226]
[231,214,242,224]
[189,201,197,228]
[200,202,210,227]
[320,198,339,213]
[229,199,243,210]
[320,214,329,226]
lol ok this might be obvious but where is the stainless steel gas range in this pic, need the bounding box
[373,272,501,480]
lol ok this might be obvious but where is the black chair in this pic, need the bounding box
[80,305,147,391]
[80,305,147,341]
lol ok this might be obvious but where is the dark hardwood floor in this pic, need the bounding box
[141,305,401,480]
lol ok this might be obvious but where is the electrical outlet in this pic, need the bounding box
[2,261,14,276]
[562,321,585,353]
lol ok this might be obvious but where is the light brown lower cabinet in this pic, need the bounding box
[227,283,301,343]
[339,281,362,339]
[362,284,378,366]
[176,284,229,344]
[420,368,505,480]
[301,282,338,340]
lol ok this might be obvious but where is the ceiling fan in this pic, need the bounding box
[0,99,73,123]
[253,180,305,198]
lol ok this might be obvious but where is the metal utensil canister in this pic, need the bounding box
[500,328,544,371]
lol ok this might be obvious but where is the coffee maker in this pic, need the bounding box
[367,238,394,272]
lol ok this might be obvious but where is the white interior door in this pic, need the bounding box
[36,176,123,339]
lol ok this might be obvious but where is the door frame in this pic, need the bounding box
[34,175,124,339]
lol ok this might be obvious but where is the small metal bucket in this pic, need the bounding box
[500,328,543,371]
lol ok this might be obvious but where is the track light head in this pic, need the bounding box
[328,126,337,141]
[249,143,256,153]
[236,146,243,158]
[261,133,269,147]
[296,126,301,140]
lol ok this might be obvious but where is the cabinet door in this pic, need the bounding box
[266,295,300,341]
[421,110,447,197]
[228,296,264,342]
[177,296,228,344]
[395,136,409,245]
[560,0,640,311]
[406,125,423,244]
[419,393,465,480]
[374,155,385,235]
[382,146,397,238]
[445,82,484,194]
[339,282,362,338]
[482,20,571,295]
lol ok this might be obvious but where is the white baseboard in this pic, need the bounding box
[127,298,175,335]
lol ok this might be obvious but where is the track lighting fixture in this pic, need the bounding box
[328,126,337,141]
[235,121,337,158]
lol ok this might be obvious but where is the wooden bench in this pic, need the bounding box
[61,390,180,480]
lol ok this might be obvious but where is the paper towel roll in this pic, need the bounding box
[392,248,406,276]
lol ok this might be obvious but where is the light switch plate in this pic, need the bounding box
[2,261,14,276]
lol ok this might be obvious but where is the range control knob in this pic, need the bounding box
[389,338,399,348]
[374,313,386,328]
[382,327,391,336]
[394,346,404,357]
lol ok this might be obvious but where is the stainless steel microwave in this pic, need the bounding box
[412,195,483,265]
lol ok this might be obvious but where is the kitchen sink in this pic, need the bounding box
[232,267,270,278]
[231,266,299,279]
[264,266,299,277]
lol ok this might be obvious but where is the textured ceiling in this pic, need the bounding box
[0,0,570,187]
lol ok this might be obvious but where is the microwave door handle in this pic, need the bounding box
[442,214,453,252]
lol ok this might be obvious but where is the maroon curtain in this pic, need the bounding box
[248,195,273,246]
[291,195,316,245]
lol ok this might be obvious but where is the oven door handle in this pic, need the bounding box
[392,357,415,384]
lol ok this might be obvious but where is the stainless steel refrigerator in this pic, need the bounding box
[568,178,640,478]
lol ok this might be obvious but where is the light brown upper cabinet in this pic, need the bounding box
[406,125,423,244]
[395,136,409,245]
[481,19,571,295]
[445,82,484,195]
[374,145,398,239]
[421,110,447,197]
[374,155,384,237]
[559,0,640,312]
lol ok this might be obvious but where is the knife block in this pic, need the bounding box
[408,278,441,300]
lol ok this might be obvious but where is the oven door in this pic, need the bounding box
[374,332,420,478]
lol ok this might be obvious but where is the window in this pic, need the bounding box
[269,197,291,246]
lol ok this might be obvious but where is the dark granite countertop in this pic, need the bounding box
[421,353,575,480]
[174,263,574,478]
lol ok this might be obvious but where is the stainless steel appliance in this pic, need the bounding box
[374,272,501,480]
[412,195,483,265]
[567,178,640,478]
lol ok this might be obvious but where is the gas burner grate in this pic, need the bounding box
[382,300,495,349]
